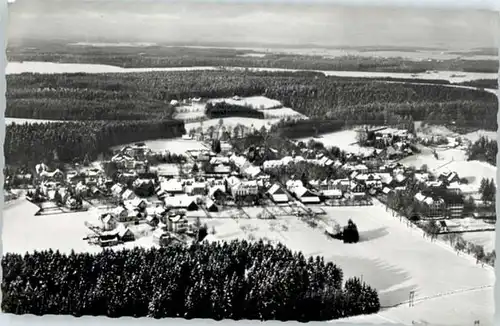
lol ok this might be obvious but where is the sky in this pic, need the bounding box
[6,0,500,50]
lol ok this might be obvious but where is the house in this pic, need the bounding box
[432,188,465,219]
[438,171,460,185]
[414,192,446,219]
[414,172,430,183]
[40,169,64,180]
[294,186,320,204]
[127,198,148,211]
[111,153,135,169]
[220,142,233,154]
[115,224,135,242]
[35,163,49,175]
[243,166,264,179]
[112,206,129,220]
[390,174,407,188]
[231,180,259,198]
[66,171,79,183]
[121,143,151,159]
[380,187,393,201]
[111,184,124,197]
[349,182,366,199]
[121,189,136,201]
[184,181,207,196]
[209,187,228,202]
[167,215,189,233]
[205,198,219,212]
[267,183,289,203]
[213,164,232,175]
[322,188,343,199]
[331,179,351,193]
[160,179,184,194]
[210,157,230,166]
[100,214,117,231]
[164,195,199,211]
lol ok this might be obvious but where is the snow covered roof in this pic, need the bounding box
[112,153,134,162]
[160,179,184,192]
[210,157,230,165]
[323,189,342,197]
[286,179,303,190]
[121,189,135,199]
[382,187,392,194]
[164,195,197,208]
[244,166,262,178]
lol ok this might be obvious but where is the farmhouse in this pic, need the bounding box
[267,183,289,203]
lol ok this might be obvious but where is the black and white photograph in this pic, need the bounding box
[2,0,498,325]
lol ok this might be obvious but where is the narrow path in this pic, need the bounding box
[381,284,494,308]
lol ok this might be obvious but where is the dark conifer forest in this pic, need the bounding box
[6,70,497,167]
[1,241,380,321]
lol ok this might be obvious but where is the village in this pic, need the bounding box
[5,112,496,258]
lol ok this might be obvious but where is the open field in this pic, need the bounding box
[202,202,494,325]
[296,129,374,155]
[6,61,498,82]
[2,197,494,325]
[174,96,305,122]
[112,138,207,155]
[208,95,283,110]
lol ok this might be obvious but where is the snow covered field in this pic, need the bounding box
[460,231,496,253]
[296,129,374,155]
[174,96,304,122]
[7,61,497,83]
[113,138,207,154]
[201,202,494,326]
[208,96,283,110]
[2,199,494,325]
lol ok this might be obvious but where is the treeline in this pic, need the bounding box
[205,101,264,119]
[7,73,175,120]
[1,241,380,320]
[10,70,495,130]
[456,79,498,89]
[271,119,346,138]
[467,136,497,166]
[7,43,499,72]
[5,120,185,168]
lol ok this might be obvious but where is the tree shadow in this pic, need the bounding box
[358,227,389,242]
